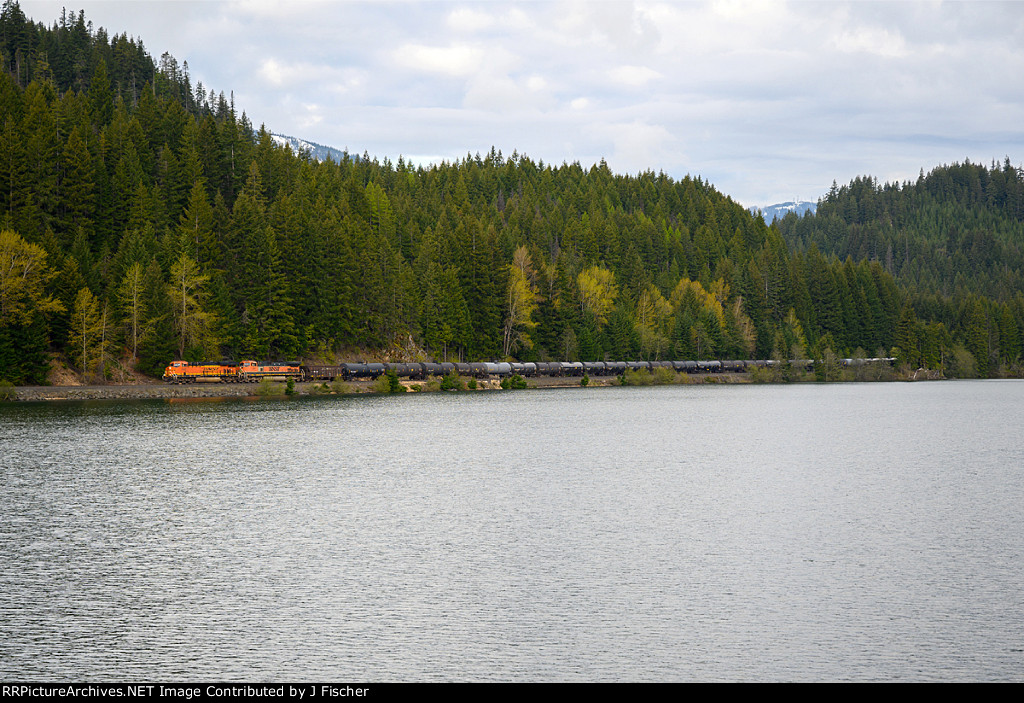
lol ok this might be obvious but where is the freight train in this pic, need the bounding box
[162,358,895,383]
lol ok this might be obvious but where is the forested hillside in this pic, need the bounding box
[777,162,1024,375]
[777,161,1024,301]
[0,3,1020,384]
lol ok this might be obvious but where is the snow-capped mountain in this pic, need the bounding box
[749,200,817,221]
[270,134,352,164]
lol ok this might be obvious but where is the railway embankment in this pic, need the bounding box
[7,372,752,402]
[12,382,261,402]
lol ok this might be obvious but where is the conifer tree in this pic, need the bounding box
[178,179,215,266]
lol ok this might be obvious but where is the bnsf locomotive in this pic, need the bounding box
[163,358,894,383]
[162,360,304,383]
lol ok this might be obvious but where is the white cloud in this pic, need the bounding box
[260,59,287,87]
[463,76,526,112]
[501,8,535,32]
[447,7,495,32]
[463,73,556,113]
[607,65,661,87]
[394,43,483,77]
[258,58,364,94]
[833,26,909,58]
[298,103,324,130]
[588,120,677,174]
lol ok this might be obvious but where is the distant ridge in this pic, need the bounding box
[750,200,817,221]
[271,133,353,164]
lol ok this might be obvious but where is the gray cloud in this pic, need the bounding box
[20,0,1024,206]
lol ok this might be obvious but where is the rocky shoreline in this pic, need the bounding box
[11,382,269,402]
[7,367,933,403]
[8,375,614,402]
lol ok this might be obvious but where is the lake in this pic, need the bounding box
[1,381,1022,681]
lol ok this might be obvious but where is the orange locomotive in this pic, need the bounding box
[162,360,240,383]
[237,360,304,382]
[161,360,305,383]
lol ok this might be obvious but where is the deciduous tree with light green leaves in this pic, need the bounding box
[118,261,149,362]
[0,228,63,325]
[577,266,617,325]
[503,246,539,356]
[168,253,216,358]
[636,284,673,359]
[0,228,65,383]
[68,287,107,379]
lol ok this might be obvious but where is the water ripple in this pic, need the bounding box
[1,381,1022,681]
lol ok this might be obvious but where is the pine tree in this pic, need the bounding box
[177,179,215,267]
[962,298,990,377]
[894,304,921,367]
[420,262,469,361]
[241,225,296,358]
[88,59,113,126]
[20,81,59,235]
[59,125,95,236]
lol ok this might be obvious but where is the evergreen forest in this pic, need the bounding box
[1,2,1021,385]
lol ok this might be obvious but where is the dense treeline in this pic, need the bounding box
[776,161,1024,375]
[777,160,1024,300]
[0,3,1019,384]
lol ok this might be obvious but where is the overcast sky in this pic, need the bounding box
[19,0,1024,207]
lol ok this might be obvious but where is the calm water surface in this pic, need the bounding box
[1,381,1022,681]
